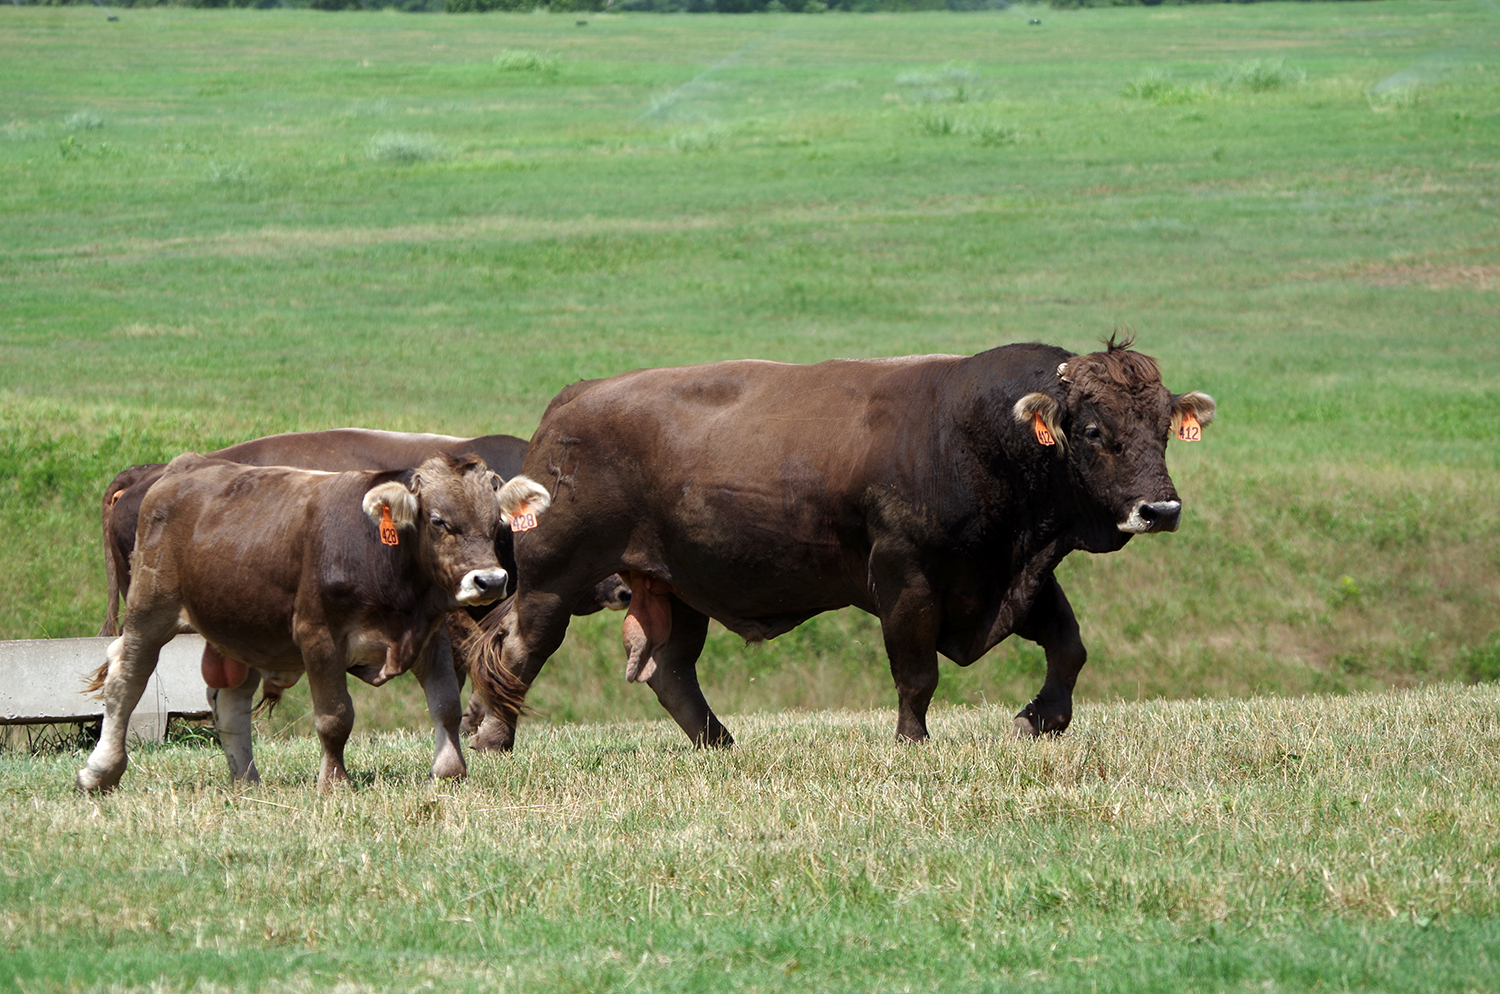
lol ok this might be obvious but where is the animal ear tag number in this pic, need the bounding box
[510,503,538,533]
[1177,411,1202,443]
[378,504,400,546]
[1032,411,1056,447]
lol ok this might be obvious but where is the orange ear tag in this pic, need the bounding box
[378,504,400,546]
[510,503,538,534]
[1177,410,1202,443]
[1032,411,1056,447]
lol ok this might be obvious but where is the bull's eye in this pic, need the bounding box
[430,515,449,533]
[1083,425,1103,443]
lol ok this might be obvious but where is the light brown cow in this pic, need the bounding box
[77,452,547,792]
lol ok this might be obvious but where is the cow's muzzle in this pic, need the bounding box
[1119,499,1181,534]
[457,568,509,606]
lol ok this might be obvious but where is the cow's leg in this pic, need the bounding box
[302,642,356,789]
[413,629,467,781]
[208,670,263,785]
[77,628,169,792]
[1012,575,1086,738]
[872,559,942,743]
[643,597,732,748]
[472,590,574,753]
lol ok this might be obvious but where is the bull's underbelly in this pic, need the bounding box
[643,556,875,642]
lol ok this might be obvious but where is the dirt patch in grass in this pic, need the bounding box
[1350,262,1500,291]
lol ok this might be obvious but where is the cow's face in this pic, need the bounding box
[1014,343,1214,544]
[362,457,551,608]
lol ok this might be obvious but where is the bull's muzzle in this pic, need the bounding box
[457,568,510,606]
[1119,499,1181,534]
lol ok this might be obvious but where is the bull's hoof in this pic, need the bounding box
[470,714,517,753]
[694,727,734,749]
[1013,707,1070,738]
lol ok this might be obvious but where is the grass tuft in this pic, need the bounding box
[366,130,445,163]
[61,110,103,131]
[1218,57,1305,92]
[1122,70,1209,105]
[493,48,559,74]
[896,62,981,103]
[668,121,731,153]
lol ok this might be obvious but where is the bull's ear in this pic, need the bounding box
[496,475,551,525]
[1013,392,1067,453]
[1170,391,1217,440]
[362,481,418,531]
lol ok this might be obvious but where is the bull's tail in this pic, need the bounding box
[456,599,532,718]
[253,671,300,717]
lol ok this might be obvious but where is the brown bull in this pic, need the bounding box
[78,453,547,792]
[471,337,1214,748]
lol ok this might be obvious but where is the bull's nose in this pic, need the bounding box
[1119,499,1182,534]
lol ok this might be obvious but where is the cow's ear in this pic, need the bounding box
[362,481,418,531]
[1170,391,1217,440]
[496,475,551,525]
[1013,392,1067,453]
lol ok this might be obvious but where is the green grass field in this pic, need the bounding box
[2,2,1499,988]
[6,691,1500,992]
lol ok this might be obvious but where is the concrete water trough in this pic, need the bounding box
[0,635,212,743]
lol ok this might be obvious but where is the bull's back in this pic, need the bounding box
[533,357,959,487]
[524,357,962,587]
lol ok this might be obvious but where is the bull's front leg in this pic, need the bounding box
[871,556,943,743]
[412,628,467,781]
[472,589,574,753]
[1012,575,1086,738]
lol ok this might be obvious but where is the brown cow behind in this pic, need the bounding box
[95,429,627,740]
[78,453,547,792]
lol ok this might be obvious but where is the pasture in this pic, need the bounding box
[1,1,1498,989]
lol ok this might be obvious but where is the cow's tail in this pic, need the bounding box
[82,660,109,697]
[99,486,126,638]
[457,599,532,718]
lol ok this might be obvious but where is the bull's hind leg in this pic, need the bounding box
[643,597,732,748]
[1012,575,1086,738]
[77,629,170,793]
[208,670,262,785]
[413,629,467,781]
[472,589,574,753]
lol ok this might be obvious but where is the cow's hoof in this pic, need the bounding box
[1013,715,1041,739]
[75,767,118,794]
